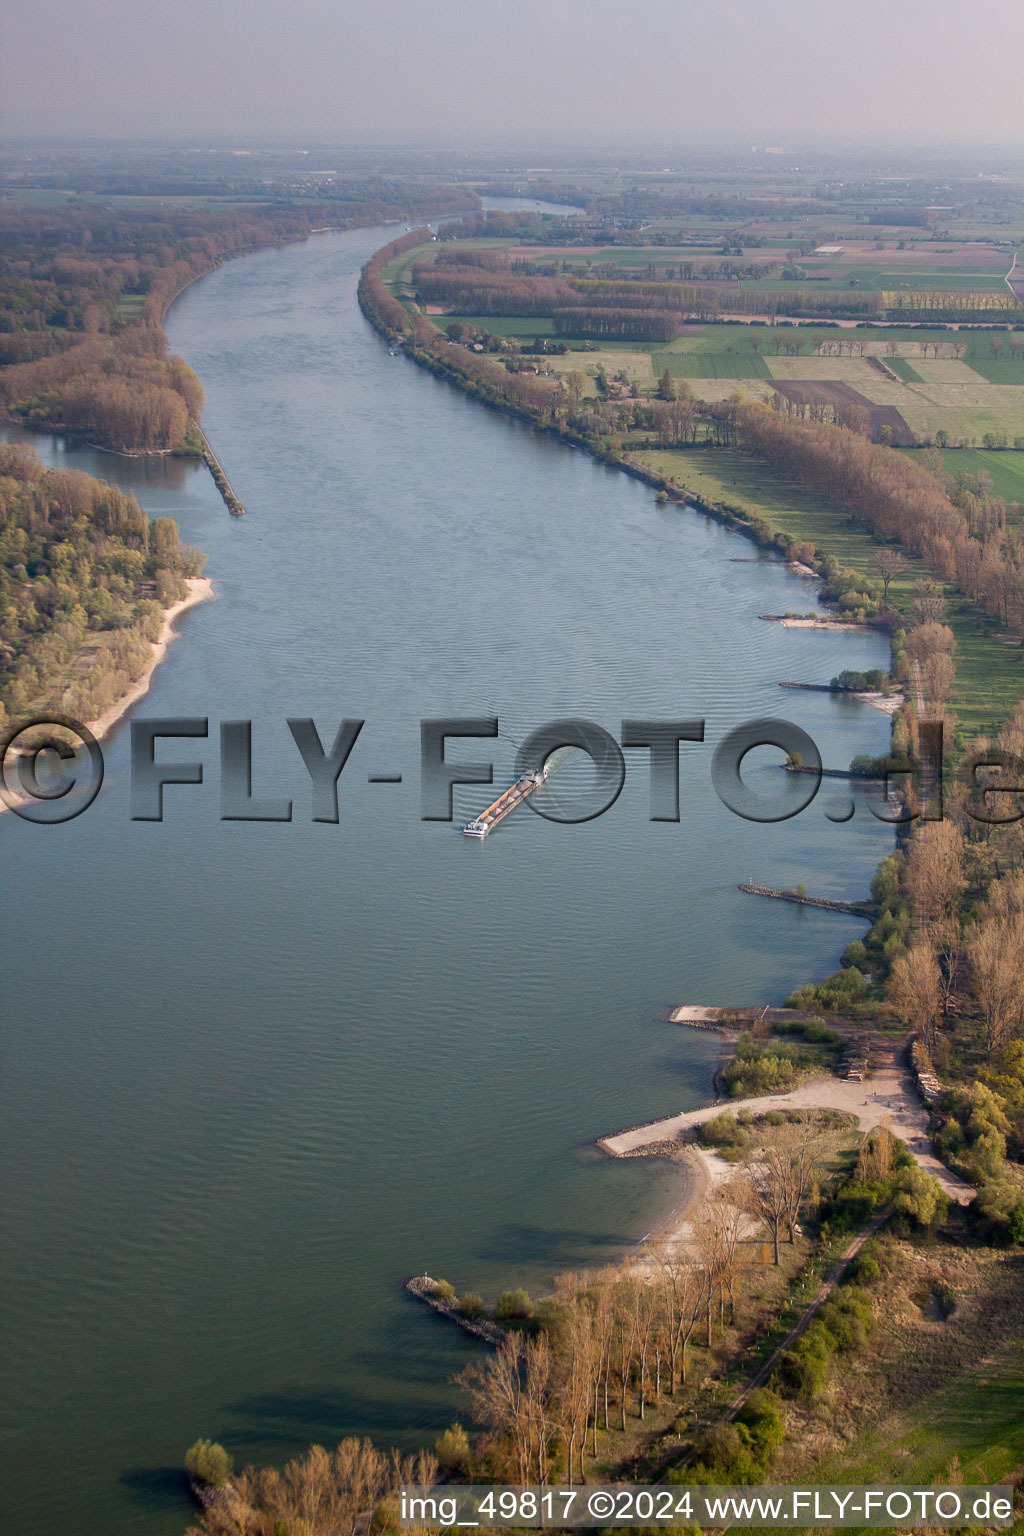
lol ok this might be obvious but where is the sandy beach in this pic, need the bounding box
[0,578,214,819]
[853,688,904,715]
[599,1061,973,1218]
[770,615,872,632]
[85,576,214,742]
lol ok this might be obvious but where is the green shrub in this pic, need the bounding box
[700,1112,746,1148]
[844,1246,882,1286]
[970,1182,1024,1246]
[495,1288,532,1320]
[817,1290,872,1352]
[185,1439,233,1488]
[432,1279,456,1301]
[687,1422,761,1484]
[785,968,868,1013]
[457,1292,484,1318]
[435,1422,471,1477]
[891,1166,950,1230]
[842,940,868,970]
[719,1036,813,1097]
[735,1389,786,1464]
[774,1339,828,1398]
[970,1130,1007,1182]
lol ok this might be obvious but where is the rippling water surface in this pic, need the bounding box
[0,219,895,1536]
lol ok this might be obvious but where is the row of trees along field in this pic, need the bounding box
[729,401,1024,636]
[0,444,205,728]
[0,190,477,452]
[411,255,888,325]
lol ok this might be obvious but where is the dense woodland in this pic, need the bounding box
[0,190,477,452]
[0,444,204,729]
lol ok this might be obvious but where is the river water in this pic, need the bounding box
[0,219,894,1536]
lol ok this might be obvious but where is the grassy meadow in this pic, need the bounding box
[627,446,1024,738]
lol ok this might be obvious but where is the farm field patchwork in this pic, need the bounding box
[401,243,1024,443]
[427,314,557,337]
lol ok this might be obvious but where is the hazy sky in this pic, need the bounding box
[2,0,1022,148]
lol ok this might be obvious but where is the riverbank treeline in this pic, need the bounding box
[0,188,477,453]
[734,402,1024,639]
[0,443,205,729]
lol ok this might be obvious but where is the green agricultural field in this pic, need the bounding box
[655,350,771,380]
[901,447,1024,503]
[774,1330,1024,1536]
[112,293,146,323]
[659,326,772,356]
[827,266,1012,293]
[626,445,1024,736]
[886,356,924,382]
[532,246,720,268]
[381,239,435,301]
[428,314,556,338]
[965,356,1024,384]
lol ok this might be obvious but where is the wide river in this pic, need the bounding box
[0,216,895,1536]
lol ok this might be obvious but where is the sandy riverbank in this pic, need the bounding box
[770,615,872,632]
[854,689,904,715]
[86,577,214,742]
[599,1062,972,1209]
[0,578,214,819]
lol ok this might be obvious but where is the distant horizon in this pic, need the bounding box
[2,134,1023,164]
[2,0,1022,149]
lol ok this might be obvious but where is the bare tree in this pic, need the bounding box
[904,821,966,927]
[188,1438,438,1536]
[610,1271,639,1431]
[875,547,907,603]
[457,1332,553,1484]
[887,941,943,1048]
[740,1127,826,1264]
[740,1140,792,1266]
[553,1280,597,1486]
[969,913,1024,1060]
[657,1244,708,1390]
[629,1272,659,1420]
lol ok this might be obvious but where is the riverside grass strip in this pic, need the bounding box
[626,446,1024,738]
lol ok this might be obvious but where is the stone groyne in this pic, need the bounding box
[200,428,246,516]
[738,883,875,918]
[405,1275,505,1347]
